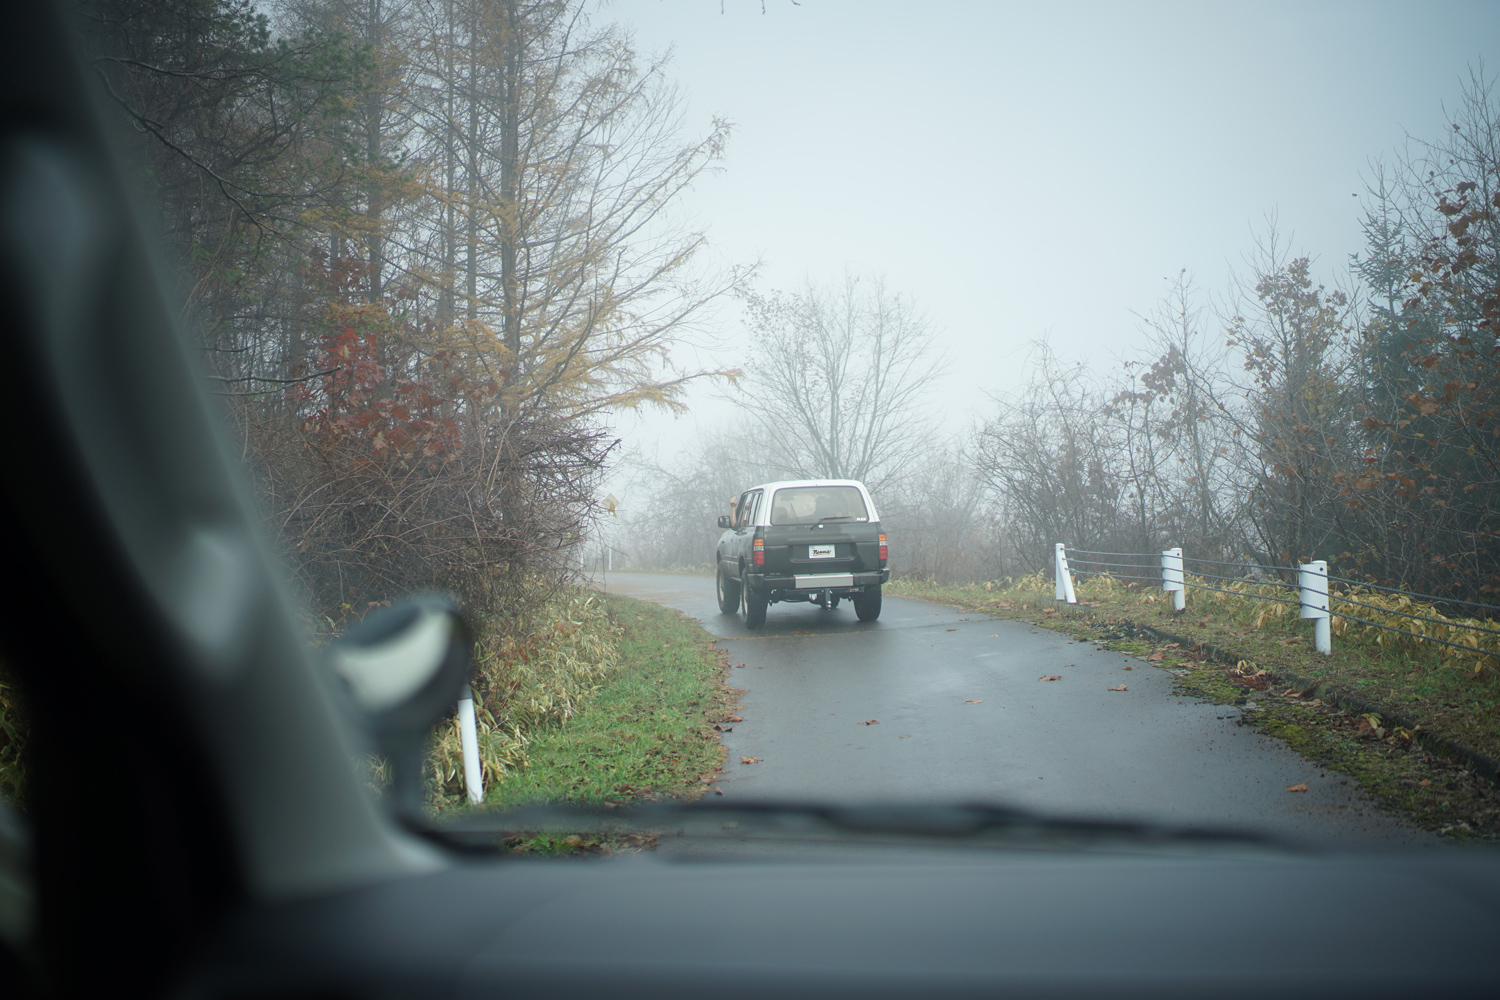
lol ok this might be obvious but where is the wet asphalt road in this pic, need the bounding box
[596,572,1427,845]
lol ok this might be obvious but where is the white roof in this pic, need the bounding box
[749,478,869,493]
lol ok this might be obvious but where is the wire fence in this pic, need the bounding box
[1058,543,1500,663]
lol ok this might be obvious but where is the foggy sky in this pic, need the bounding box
[604,0,1500,485]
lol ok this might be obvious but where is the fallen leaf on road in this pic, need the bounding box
[740,757,760,765]
[1123,666,1133,671]
[724,715,744,723]
[989,634,999,637]
[946,628,957,632]
[1038,675,1062,682]
[858,719,879,725]
[1107,684,1127,691]
[1286,783,1308,793]
[964,699,984,704]
[713,724,734,732]
[897,734,912,739]
[1146,652,1165,662]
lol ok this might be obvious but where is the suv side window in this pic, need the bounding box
[738,489,762,528]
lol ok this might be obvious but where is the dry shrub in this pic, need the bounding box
[1176,576,1500,673]
[427,591,622,805]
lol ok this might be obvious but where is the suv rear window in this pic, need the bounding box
[769,486,869,525]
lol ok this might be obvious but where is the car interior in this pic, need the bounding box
[3,4,1500,999]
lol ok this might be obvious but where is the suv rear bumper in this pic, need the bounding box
[748,569,888,592]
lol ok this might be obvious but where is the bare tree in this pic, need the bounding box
[976,342,1136,566]
[736,273,945,493]
[1217,230,1360,566]
[1129,270,1238,554]
[878,442,999,582]
[615,424,761,570]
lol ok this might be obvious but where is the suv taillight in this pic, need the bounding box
[753,534,764,566]
[879,533,887,562]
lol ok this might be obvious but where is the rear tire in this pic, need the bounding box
[716,564,741,614]
[743,582,768,628]
[853,585,882,622]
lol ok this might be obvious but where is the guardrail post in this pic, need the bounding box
[1298,560,1331,655]
[1054,543,1077,604]
[458,682,484,804]
[1161,547,1185,612]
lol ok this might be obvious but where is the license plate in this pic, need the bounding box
[809,544,835,559]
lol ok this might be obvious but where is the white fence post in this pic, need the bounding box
[1161,546,1185,612]
[458,682,484,805]
[1298,560,1332,655]
[1054,543,1077,604]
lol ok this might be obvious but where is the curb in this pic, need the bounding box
[1130,620,1500,789]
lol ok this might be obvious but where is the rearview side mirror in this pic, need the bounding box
[717,515,731,529]
[328,595,472,816]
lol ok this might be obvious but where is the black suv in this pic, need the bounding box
[714,480,889,627]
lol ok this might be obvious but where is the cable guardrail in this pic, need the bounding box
[1324,573,1500,616]
[1055,541,1500,662]
[1180,555,1285,572]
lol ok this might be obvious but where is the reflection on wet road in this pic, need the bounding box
[596,572,1427,845]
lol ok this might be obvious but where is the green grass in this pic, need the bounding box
[889,576,1500,840]
[470,592,729,813]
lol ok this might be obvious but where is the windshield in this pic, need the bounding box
[7,0,1500,874]
[769,487,869,525]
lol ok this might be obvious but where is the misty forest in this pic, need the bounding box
[80,0,1500,622]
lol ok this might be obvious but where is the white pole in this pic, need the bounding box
[1298,560,1332,655]
[1054,543,1077,604]
[1161,547,1185,612]
[458,683,484,805]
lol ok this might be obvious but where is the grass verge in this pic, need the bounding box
[889,575,1500,841]
[453,593,731,853]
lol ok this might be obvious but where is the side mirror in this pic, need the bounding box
[328,595,472,816]
[717,515,731,529]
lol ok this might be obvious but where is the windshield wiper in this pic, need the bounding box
[417,800,1297,853]
[815,515,854,522]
